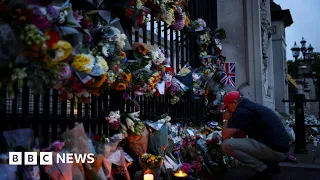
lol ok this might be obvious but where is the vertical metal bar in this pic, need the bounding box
[170,28,174,69]
[181,30,185,67]
[151,15,155,45]
[143,27,147,43]
[164,24,168,57]
[294,93,308,154]
[135,29,139,42]
[128,28,133,45]
[175,31,180,71]
[157,21,162,47]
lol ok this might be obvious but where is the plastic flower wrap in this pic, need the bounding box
[92,133,125,157]
[0,153,18,180]
[61,123,90,154]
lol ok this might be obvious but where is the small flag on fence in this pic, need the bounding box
[220,62,236,87]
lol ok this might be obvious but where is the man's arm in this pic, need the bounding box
[221,112,238,140]
[222,120,238,140]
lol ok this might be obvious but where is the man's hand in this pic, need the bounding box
[222,112,232,121]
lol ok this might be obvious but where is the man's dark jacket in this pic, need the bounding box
[228,98,290,153]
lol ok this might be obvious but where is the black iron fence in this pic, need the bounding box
[283,93,320,154]
[0,0,218,149]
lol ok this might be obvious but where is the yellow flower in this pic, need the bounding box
[53,40,72,61]
[72,54,95,73]
[185,16,190,26]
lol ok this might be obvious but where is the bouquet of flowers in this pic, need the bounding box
[140,153,163,174]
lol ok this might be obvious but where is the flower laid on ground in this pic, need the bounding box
[140,153,163,171]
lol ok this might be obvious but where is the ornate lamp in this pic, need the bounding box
[291,42,300,59]
[300,37,307,56]
[307,44,314,54]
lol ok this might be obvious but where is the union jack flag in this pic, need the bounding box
[220,62,236,87]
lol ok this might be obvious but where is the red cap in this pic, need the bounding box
[221,91,241,110]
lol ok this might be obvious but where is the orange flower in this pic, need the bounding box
[203,88,210,96]
[120,72,132,82]
[185,16,190,26]
[121,51,126,59]
[116,83,127,91]
[91,91,100,96]
[96,74,107,88]
[136,45,148,55]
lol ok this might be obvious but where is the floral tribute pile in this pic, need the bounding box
[0,0,227,107]
[0,0,236,179]
[0,114,237,180]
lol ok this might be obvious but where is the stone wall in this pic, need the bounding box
[217,0,275,109]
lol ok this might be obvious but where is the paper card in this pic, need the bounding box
[124,153,133,162]
[157,81,165,95]
[172,137,182,144]
[186,129,195,136]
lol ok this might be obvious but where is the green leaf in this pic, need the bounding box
[87,10,99,15]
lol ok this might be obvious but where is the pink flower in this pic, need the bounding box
[51,141,65,152]
[73,10,83,23]
[180,163,192,173]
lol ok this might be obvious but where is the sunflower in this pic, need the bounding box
[96,74,108,88]
[116,83,127,91]
[120,72,132,82]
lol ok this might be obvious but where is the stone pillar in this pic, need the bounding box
[217,0,276,109]
[271,2,293,114]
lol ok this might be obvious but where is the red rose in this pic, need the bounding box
[93,135,101,141]
[45,30,60,48]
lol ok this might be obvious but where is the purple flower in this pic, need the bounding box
[172,7,185,31]
[47,6,59,19]
[31,6,43,16]
[31,15,51,30]
[51,141,65,152]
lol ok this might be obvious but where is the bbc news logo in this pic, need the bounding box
[9,152,95,165]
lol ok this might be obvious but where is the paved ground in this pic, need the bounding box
[135,144,320,180]
[225,144,320,180]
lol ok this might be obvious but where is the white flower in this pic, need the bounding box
[111,133,125,141]
[11,68,27,80]
[102,44,111,57]
[59,10,68,24]
[125,118,135,127]
[96,56,109,73]
[115,34,127,49]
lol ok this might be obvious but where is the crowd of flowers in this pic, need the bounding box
[0,0,227,106]
[0,113,236,179]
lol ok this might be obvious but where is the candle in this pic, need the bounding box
[174,170,188,177]
[143,174,154,180]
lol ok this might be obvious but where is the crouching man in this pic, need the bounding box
[221,91,289,180]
